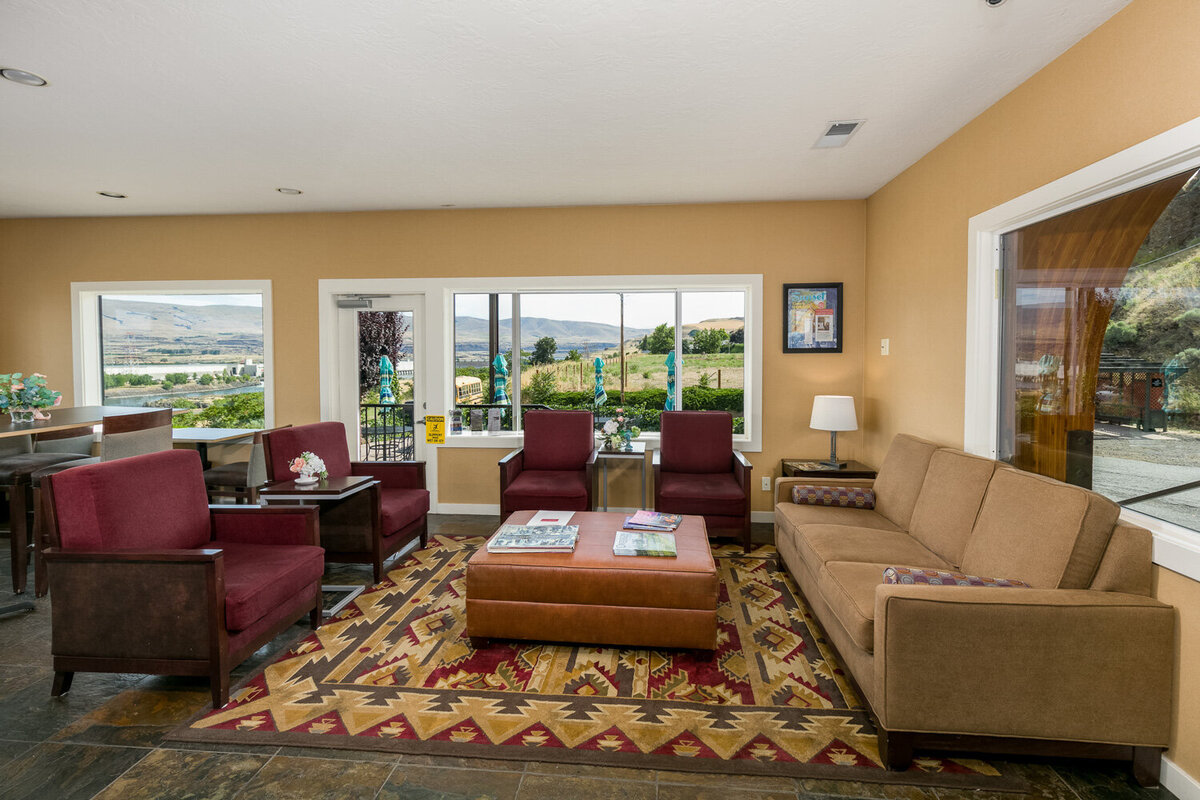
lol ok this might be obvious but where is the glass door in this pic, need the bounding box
[337,295,425,463]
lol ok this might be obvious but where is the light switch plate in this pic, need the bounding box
[880,338,890,356]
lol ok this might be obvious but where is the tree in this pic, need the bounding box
[729,327,744,345]
[198,373,214,385]
[566,349,582,361]
[530,336,557,365]
[641,323,674,354]
[691,328,729,354]
[358,311,410,399]
[525,370,558,404]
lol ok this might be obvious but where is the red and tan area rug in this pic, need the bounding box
[170,536,1024,790]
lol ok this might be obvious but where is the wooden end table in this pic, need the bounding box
[781,459,877,479]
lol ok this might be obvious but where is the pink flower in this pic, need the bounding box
[617,416,625,423]
[53,395,63,406]
[289,457,306,473]
[11,382,23,391]
[32,373,45,378]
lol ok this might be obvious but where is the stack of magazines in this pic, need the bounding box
[622,510,682,531]
[613,530,677,557]
[487,524,579,553]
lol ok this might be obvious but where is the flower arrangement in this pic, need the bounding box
[289,451,328,480]
[0,372,62,421]
[600,408,641,451]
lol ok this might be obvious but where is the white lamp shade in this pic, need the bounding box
[810,395,858,432]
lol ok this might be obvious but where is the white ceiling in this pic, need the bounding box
[0,0,1131,218]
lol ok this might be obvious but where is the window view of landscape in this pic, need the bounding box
[451,290,746,434]
[100,294,266,428]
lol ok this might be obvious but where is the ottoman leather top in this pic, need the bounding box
[467,510,718,610]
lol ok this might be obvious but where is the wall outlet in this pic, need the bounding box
[880,338,890,356]
[761,476,772,492]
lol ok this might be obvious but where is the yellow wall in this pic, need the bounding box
[0,200,866,511]
[862,0,1200,778]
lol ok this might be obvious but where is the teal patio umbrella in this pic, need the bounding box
[378,354,396,404]
[664,350,678,411]
[492,353,510,405]
[593,357,608,407]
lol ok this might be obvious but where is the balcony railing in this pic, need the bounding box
[359,402,414,461]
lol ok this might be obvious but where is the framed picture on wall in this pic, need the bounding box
[783,283,843,353]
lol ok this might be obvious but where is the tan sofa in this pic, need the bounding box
[774,434,1174,786]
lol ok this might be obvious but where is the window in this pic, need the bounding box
[451,284,751,439]
[73,281,274,428]
[998,168,1200,532]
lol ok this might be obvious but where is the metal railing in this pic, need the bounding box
[359,402,414,461]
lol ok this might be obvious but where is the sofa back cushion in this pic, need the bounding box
[48,449,212,551]
[522,410,595,471]
[960,467,1120,589]
[872,434,939,529]
[660,411,733,474]
[906,449,997,566]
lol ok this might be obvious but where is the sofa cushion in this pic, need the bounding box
[379,487,430,535]
[882,566,1030,588]
[793,524,951,572]
[503,470,590,510]
[907,449,998,566]
[872,434,939,529]
[219,541,325,631]
[792,485,875,509]
[657,471,746,517]
[817,561,894,653]
[775,502,901,532]
[960,467,1120,589]
[522,410,594,471]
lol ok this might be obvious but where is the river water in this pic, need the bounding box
[102,383,263,407]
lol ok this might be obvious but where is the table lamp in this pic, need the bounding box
[810,395,857,468]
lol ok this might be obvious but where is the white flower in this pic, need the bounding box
[602,419,618,434]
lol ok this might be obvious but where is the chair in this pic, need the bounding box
[499,410,597,518]
[0,429,96,594]
[30,409,173,597]
[41,449,324,707]
[262,421,429,582]
[653,411,752,552]
[203,426,290,504]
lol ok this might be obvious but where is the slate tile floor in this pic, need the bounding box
[0,514,1178,800]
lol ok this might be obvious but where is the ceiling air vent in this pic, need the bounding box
[813,119,865,149]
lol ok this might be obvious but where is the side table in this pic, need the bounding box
[781,459,877,480]
[596,442,648,511]
[260,475,380,617]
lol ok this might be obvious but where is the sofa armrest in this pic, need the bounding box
[351,460,426,490]
[774,475,875,506]
[210,505,320,547]
[44,548,225,660]
[873,584,1175,746]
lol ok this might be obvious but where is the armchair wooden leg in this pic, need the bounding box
[10,485,29,594]
[51,671,74,697]
[878,730,914,772]
[1132,746,1162,787]
[310,586,323,629]
[211,670,230,709]
[419,518,428,549]
[33,487,48,598]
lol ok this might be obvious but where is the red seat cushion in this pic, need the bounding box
[218,540,325,631]
[657,471,747,517]
[503,470,590,511]
[379,487,430,535]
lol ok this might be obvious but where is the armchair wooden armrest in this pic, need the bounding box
[732,451,752,490]
[351,460,426,490]
[210,505,320,547]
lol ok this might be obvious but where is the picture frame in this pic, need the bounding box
[783,282,843,353]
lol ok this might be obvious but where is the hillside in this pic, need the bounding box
[101,298,263,362]
[455,316,653,358]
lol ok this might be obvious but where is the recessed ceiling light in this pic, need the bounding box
[276,187,303,195]
[983,0,1008,6]
[96,191,126,199]
[440,204,456,208]
[1,68,48,87]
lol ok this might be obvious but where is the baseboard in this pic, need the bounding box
[752,510,775,524]
[434,503,500,515]
[1164,756,1200,800]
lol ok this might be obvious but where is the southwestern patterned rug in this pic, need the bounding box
[169,536,1024,790]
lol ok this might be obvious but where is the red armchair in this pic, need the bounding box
[653,411,752,552]
[262,421,429,582]
[40,449,324,708]
[499,410,597,518]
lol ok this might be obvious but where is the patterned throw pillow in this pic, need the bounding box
[791,484,876,509]
[882,566,1030,588]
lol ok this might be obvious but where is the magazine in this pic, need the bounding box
[613,530,677,558]
[487,524,579,553]
[528,510,575,526]
[623,510,683,531]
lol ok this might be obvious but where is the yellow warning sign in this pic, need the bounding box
[425,415,446,444]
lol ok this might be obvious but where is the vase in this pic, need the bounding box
[620,430,633,451]
[294,473,319,485]
[8,408,36,424]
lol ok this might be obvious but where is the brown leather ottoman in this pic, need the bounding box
[466,510,718,649]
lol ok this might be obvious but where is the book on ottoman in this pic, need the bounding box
[487,524,579,553]
[613,530,677,557]
[623,510,683,531]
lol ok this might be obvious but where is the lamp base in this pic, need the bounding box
[820,459,848,469]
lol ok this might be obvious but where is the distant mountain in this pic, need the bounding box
[455,316,654,356]
[101,298,263,360]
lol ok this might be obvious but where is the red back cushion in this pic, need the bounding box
[48,450,212,551]
[263,422,352,481]
[522,410,595,471]
[660,411,733,474]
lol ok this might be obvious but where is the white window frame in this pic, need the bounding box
[70,280,275,426]
[964,114,1200,581]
